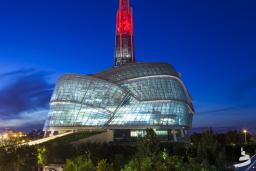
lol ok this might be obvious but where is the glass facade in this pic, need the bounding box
[130,130,168,138]
[115,34,134,66]
[45,63,194,133]
[44,1,194,141]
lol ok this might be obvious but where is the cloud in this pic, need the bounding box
[193,107,256,130]
[0,68,37,78]
[0,110,47,131]
[197,106,237,115]
[0,69,54,130]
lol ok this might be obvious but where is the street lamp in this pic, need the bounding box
[243,129,248,144]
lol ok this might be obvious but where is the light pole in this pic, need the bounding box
[243,129,247,144]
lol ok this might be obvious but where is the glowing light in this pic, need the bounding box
[114,0,135,66]
[3,134,8,139]
[116,0,133,34]
[243,129,248,144]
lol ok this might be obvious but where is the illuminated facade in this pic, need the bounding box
[44,0,194,141]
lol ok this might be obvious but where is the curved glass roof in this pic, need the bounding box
[94,62,180,83]
[46,62,194,130]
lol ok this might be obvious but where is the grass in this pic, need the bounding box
[43,131,103,145]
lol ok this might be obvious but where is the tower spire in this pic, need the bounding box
[119,0,130,10]
[114,0,135,66]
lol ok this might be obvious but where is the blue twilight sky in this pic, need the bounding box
[0,0,255,132]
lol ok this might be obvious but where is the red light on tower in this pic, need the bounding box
[116,0,133,35]
[114,0,135,66]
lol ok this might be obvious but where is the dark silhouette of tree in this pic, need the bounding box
[63,155,95,171]
[96,159,114,171]
[195,129,226,170]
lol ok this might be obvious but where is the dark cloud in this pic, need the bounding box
[0,121,44,132]
[14,120,45,132]
[0,69,54,119]
[197,106,237,115]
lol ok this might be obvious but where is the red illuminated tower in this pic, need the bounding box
[114,0,135,66]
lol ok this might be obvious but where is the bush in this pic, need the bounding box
[63,155,95,171]
[96,159,114,171]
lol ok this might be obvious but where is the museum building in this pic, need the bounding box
[44,0,194,142]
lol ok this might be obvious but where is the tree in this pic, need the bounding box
[37,145,47,166]
[96,159,114,171]
[121,157,153,171]
[121,160,137,171]
[0,148,15,171]
[122,128,162,171]
[63,155,95,171]
[137,128,160,159]
[195,129,226,170]
[215,148,226,170]
[63,159,77,171]
[226,131,242,145]
[15,146,37,171]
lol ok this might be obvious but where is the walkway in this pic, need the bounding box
[235,155,256,171]
[20,131,73,146]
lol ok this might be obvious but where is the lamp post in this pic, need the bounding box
[243,129,247,144]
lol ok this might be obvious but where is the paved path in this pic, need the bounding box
[235,155,256,171]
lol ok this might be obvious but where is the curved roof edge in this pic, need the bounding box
[94,62,180,82]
